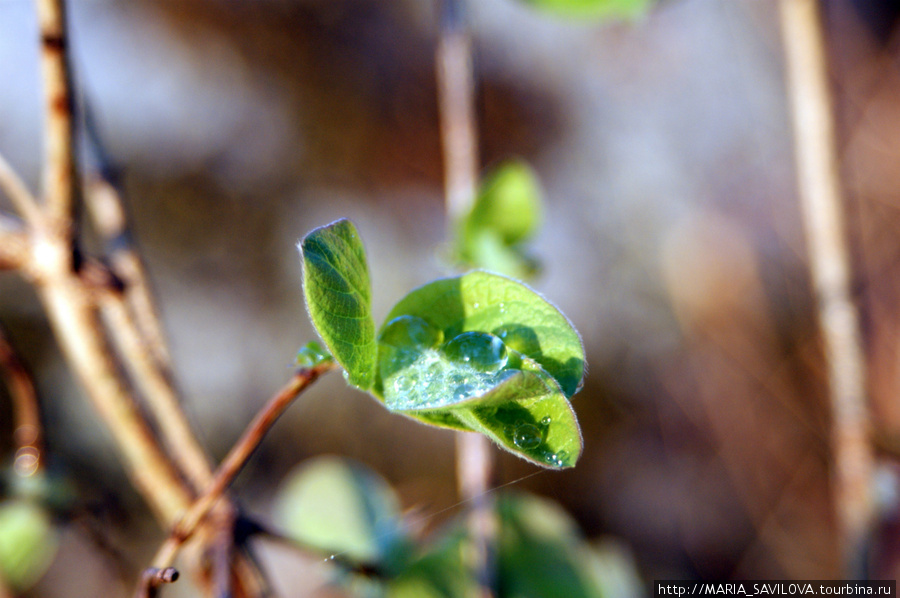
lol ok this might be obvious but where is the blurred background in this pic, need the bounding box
[2,0,900,595]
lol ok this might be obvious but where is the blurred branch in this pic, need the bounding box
[436,1,495,596]
[437,0,479,226]
[98,283,213,491]
[149,364,335,571]
[87,177,172,367]
[0,322,43,477]
[780,0,874,575]
[35,0,78,232]
[0,153,41,225]
[134,567,180,598]
[0,217,29,271]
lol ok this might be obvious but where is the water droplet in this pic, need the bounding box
[556,450,568,461]
[454,383,476,401]
[295,341,332,368]
[379,315,443,349]
[498,303,506,314]
[443,332,508,373]
[513,424,542,449]
[473,302,480,309]
[393,373,417,394]
[540,416,551,426]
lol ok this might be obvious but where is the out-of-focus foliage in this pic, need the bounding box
[274,456,409,567]
[455,160,542,280]
[516,0,653,20]
[274,457,642,598]
[0,498,58,591]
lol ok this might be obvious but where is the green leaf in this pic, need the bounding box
[517,0,653,20]
[0,499,58,591]
[497,493,605,598]
[273,456,408,567]
[456,160,542,279]
[468,160,542,247]
[382,271,583,397]
[374,271,584,468]
[300,219,376,389]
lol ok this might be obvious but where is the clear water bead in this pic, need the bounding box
[443,332,508,374]
[379,315,443,349]
[512,423,542,449]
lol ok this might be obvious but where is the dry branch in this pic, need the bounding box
[780,0,874,574]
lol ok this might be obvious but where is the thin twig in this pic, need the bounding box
[0,323,44,477]
[149,363,335,570]
[0,217,30,271]
[35,0,78,229]
[87,176,171,367]
[437,0,479,227]
[134,567,180,598]
[98,285,214,491]
[0,153,42,225]
[436,1,495,596]
[780,0,874,575]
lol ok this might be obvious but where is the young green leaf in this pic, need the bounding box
[374,271,585,468]
[517,0,653,20]
[381,271,583,397]
[300,219,376,389]
[456,160,542,279]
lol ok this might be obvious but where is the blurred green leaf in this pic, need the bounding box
[386,525,472,598]
[517,0,653,20]
[456,160,542,279]
[497,493,604,598]
[374,271,584,468]
[273,456,407,567]
[300,219,376,390]
[0,499,58,591]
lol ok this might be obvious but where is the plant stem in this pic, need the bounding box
[437,0,479,227]
[436,1,495,595]
[0,323,43,478]
[35,0,78,231]
[149,364,335,570]
[779,0,874,574]
[0,218,29,271]
[0,153,42,225]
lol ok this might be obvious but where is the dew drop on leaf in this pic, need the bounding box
[513,423,542,449]
[540,416,551,426]
[379,315,443,349]
[443,331,508,373]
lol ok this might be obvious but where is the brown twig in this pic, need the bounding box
[779,0,874,575]
[97,285,213,491]
[148,363,335,571]
[134,567,180,598]
[0,217,30,271]
[0,323,43,478]
[0,153,42,225]
[35,0,78,230]
[85,169,171,370]
[437,0,479,227]
[436,1,495,596]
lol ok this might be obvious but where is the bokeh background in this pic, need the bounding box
[3,0,900,595]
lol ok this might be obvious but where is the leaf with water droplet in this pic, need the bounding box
[299,219,376,390]
[382,271,584,398]
[375,271,584,468]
